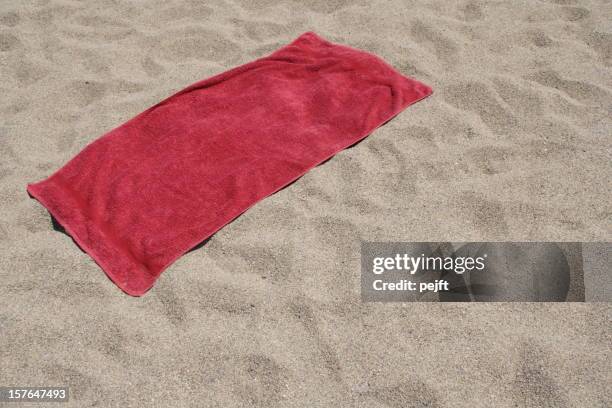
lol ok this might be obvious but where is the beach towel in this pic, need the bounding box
[27,32,432,296]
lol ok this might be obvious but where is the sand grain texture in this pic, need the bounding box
[1,0,611,407]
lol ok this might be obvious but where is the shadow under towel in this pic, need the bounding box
[27,32,432,296]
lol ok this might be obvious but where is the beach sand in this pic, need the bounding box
[1,0,611,406]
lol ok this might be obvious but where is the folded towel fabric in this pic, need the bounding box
[27,32,432,296]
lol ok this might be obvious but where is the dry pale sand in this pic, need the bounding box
[1,0,611,407]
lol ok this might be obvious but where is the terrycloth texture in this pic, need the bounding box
[27,32,432,296]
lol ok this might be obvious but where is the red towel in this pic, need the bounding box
[27,32,432,296]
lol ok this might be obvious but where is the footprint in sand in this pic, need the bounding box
[513,342,570,407]
[410,20,458,65]
[458,1,485,22]
[0,11,20,27]
[559,6,590,22]
[0,31,20,52]
[528,70,611,105]
[445,81,517,134]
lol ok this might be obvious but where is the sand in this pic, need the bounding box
[1,0,610,406]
